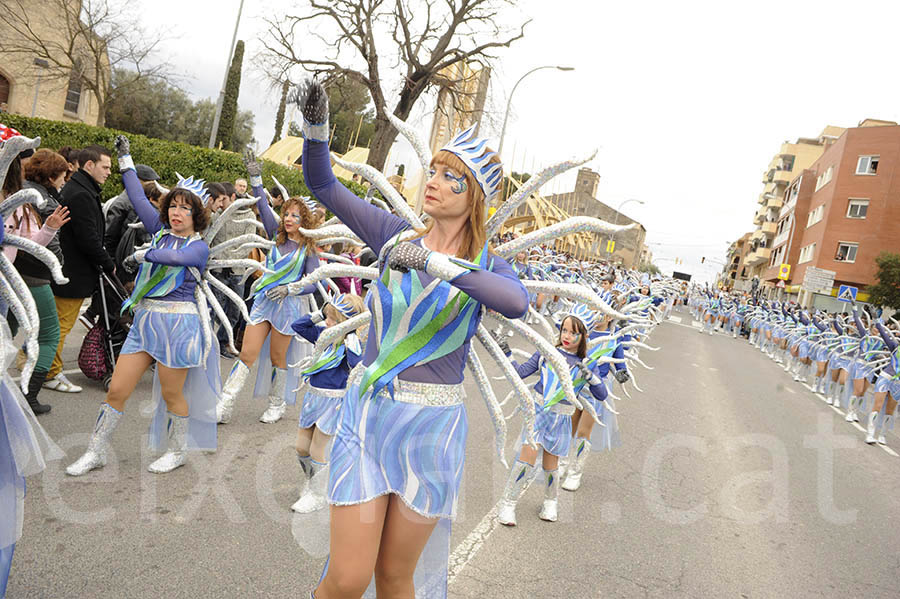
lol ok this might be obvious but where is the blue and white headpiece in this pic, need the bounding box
[439,124,502,202]
[330,293,357,319]
[175,175,210,204]
[302,196,318,212]
[554,303,598,330]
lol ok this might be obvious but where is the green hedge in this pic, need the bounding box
[1,113,369,201]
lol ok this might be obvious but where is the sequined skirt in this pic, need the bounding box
[829,352,850,372]
[121,300,204,368]
[327,366,468,519]
[874,372,900,397]
[248,293,313,335]
[849,359,876,381]
[525,394,573,458]
[299,386,345,436]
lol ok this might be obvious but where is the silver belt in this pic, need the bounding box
[532,393,576,416]
[350,365,465,407]
[308,386,346,399]
[137,299,198,315]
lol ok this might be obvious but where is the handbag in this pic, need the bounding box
[78,321,109,381]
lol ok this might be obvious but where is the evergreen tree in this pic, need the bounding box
[216,40,244,150]
[271,80,289,146]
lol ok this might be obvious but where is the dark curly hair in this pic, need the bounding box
[277,197,316,251]
[158,189,210,232]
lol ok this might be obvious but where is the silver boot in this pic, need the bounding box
[216,360,251,424]
[878,415,891,445]
[259,367,287,424]
[291,459,329,513]
[66,403,123,476]
[497,460,534,527]
[845,396,860,422]
[148,412,189,473]
[538,468,561,522]
[562,437,592,492]
[865,411,877,444]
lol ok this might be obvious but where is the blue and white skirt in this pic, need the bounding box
[249,294,314,405]
[121,300,219,451]
[328,367,468,520]
[874,372,900,399]
[519,395,573,458]
[814,345,831,363]
[849,359,876,382]
[248,293,314,335]
[299,385,344,436]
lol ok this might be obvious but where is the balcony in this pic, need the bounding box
[752,208,764,225]
[773,169,793,184]
[750,229,765,243]
[766,196,783,210]
[745,247,772,265]
[773,229,790,248]
[761,221,777,235]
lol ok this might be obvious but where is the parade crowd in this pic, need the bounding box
[0,81,684,598]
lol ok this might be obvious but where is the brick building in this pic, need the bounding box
[761,119,900,308]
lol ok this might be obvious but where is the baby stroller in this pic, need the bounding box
[78,272,131,390]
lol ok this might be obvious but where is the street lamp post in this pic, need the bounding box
[497,65,574,159]
[608,198,644,261]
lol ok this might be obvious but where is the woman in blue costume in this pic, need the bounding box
[290,292,366,513]
[295,80,528,598]
[497,310,607,525]
[215,154,321,425]
[843,306,883,425]
[868,318,899,445]
[0,130,64,598]
[561,307,628,492]
[826,315,857,408]
[66,135,220,476]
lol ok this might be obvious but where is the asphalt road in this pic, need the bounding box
[8,307,900,598]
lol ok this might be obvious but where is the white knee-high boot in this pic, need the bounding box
[216,360,251,424]
[498,460,534,527]
[539,468,561,522]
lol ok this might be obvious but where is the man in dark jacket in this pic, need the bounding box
[45,145,115,393]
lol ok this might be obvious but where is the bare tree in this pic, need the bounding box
[0,0,172,125]
[258,0,529,170]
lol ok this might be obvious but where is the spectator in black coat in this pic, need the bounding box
[45,145,114,393]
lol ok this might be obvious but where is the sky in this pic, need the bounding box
[139,0,900,284]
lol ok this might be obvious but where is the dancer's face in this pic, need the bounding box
[168,197,195,235]
[559,317,582,351]
[282,206,303,234]
[423,164,472,221]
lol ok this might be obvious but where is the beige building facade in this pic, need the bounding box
[0,0,106,126]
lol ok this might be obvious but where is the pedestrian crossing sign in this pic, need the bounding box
[606,240,615,253]
[777,264,790,280]
[837,285,857,303]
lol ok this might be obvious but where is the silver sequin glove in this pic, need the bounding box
[115,135,134,172]
[123,248,148,273]
[243,149,263,188]
[265,284,290,303]
[290,79,330,143]
[576,362,602,386]
[385,242,472,282]
[614,370,630,384]
[310,310,325,324]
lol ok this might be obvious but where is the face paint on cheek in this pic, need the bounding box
[447,173,468,195]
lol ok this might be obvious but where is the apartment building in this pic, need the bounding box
[743,127,845,280]
[723,232,754,290]
[761,119,900,308]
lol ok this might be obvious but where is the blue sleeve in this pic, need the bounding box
[447,255,528,319]
[346,343,364,368]
[303,140,409,253]
[813,317,828,332]
[587,379,608,402]
[834,318,844,335]
[252,183,279,238]
[294,252,320,296]
[652,297,663,306]
[122,168,162,234]
[291,314,323,344]
[875,321,899,351]
[145,240,209,268]
[512,351,541,379]
[853,310,866,337]
[613,342,627,372]
[799,312,810,326]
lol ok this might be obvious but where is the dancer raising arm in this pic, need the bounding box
[296,79,528,599]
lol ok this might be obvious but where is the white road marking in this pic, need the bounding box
[880,445,899,457]
[829,405,844,416]
[667,316,682,323]
[851,422,866,434]
[785,387,796,395]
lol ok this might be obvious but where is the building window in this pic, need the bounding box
[835,242,858,263]
[856,155,879,175]
[846,198,869,219]
[814,166,833,191]
[64,69,82,114]
[799,243,816,264]
[0,73,9,106]
[806,204,824,228]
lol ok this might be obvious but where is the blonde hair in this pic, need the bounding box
[324,294,366,324]
[419,149,500,262]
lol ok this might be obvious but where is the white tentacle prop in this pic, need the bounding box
[208,233,275,257]
[0,188,45,218]
[485,150,597,238]
[521,281,627,320]
[466,350,508,468]
[388,113,432,173]
[330,152,425,229]
[527,306,556,339]
[3,234,68,285]
[232,218,270,234]
[286,263,379,295]
[298,224,363,244]
[0,135,41,185]
[207,259,273,275]
[296,312,372,369]
[199,276,238,355]
[204,273,253,324]
[192,280,213,364]
[317,252,356,265]
[0,267,38,392]
[271,175,290,206]
[204,198,259,240]
[316,236,364,248]
[622,340,660,352]
[495,217,638,261]
[475,324,537,448]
